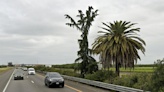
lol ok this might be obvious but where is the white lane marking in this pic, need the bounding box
[2,69,15,92]
[31,80,34,83]
[27,76,28,78]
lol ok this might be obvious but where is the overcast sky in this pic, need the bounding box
[0,0,164,65]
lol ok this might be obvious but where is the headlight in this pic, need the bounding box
[15,75,17,77]
[49,79,52,81]
[61,78,64,81]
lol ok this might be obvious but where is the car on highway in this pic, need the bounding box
[13,72,24,80]
[21,67,24,70]
[23,67,27,71]
[44,72,64,88]
[28,68,35,75]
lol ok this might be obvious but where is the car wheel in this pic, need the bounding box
[47,83,51,88]
[45,81,47,86]
[22,77,24,80]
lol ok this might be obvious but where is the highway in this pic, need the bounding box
[0,69,14,92]
[0,68,111,92]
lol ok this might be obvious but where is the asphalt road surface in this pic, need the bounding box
[0,68,111,92]
[0,69,14,92]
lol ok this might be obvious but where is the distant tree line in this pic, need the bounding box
[134,64,155,67]
[0,65,7,68]
[52,63,77,69]
[51,63,155,69]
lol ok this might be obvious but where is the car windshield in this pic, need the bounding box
[49,73,61,78]
[29,69,34,71]
[15,72,23,75]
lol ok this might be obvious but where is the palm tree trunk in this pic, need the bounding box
[107,66,109,73]
[116,61,120,76]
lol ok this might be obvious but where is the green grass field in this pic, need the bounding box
[107,67,156,72]
[0,67,13,74]
[54,67,156,73]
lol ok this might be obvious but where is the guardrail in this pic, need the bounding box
[36,70,150,92]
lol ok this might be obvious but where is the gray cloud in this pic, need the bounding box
[0,0,164,65]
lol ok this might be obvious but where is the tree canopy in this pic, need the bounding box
[65,6,98,77]
[92,21,146,76]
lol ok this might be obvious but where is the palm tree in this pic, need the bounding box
[92,21,146,76]
[65,6,98,77]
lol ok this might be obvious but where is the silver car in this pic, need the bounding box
[14,72,24,80]
[44,72,64,88]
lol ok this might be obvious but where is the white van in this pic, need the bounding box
[28,68,35,75]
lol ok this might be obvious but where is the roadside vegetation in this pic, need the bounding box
[0,67,13,74]
[0,65,7,68]
[34,65,81,77]
[34,58,164,91]
[34,65,151,91]
[52,63,155,72]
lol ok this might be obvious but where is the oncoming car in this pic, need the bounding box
[28,68,35,75]
[44,72,64,88]
[13,72,24,80]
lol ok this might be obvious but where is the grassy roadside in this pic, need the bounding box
[0,67,13,74]
[54,67,156,73]
[107,67,155,72]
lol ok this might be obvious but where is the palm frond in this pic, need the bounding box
[129,36,146,45]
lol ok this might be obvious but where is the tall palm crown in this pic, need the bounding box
[92,21,146,72]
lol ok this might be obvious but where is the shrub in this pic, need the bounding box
[49,68,56,72]
[0,65,7,68]
[112,72,152,90]
[113,76,124,86]
[131,74,138,83]
[132,73,152,90]
[51,68,81,77]
[34,65,45,70]
[150,59,164,92]
[84,74,95,80]
[85,70,117,82]
[52,63,77,69]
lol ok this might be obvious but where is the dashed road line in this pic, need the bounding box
[31,80,34,83]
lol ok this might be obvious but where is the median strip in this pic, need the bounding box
[36,73,82,92]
